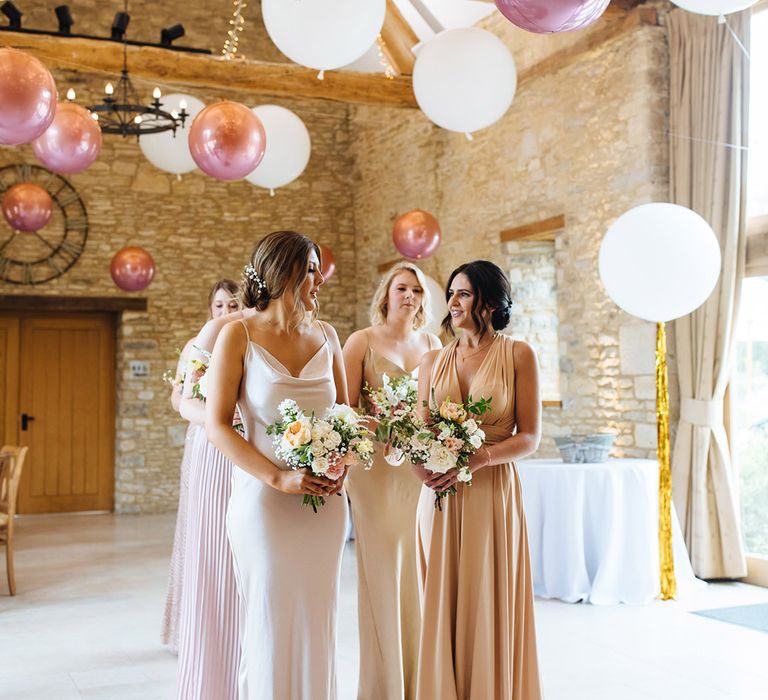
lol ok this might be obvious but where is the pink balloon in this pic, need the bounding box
[392,210,442,260]
[318,244,336,281]
[2,183,53,233]
[494,0,610,33]
[110,247,156,292]
[188,101,266,181]
[32,102,102,174]
[0,48,57,145]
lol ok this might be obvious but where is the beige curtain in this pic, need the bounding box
[669,9,750,579]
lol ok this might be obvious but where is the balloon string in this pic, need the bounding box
[719,14,751,62]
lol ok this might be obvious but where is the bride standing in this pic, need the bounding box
[205,230,349,700]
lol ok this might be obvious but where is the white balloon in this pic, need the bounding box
[423,274,448,338]
[671,0,758,15]
[598,203,721,323]
[246,105,311,192]
[139,94,205,175]
[262,0,386,72]
[413,28,517,135]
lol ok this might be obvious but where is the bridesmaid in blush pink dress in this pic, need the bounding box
[175,298,252,700]
[206,231,349,700]
[161,279,239,654]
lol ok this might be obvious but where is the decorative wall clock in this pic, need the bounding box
[0,163,88,285]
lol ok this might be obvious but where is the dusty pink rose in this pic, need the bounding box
[325,460,345,481]
[443,435,464,455]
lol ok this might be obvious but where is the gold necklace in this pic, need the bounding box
[456,335,496,363]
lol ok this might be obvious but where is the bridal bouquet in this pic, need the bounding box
[403,393,492,510]
[363,373,420,466]
[185,347,245,434]
[266,399,374,512]
[162,347,184,387]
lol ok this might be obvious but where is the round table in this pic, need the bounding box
[516,458,701,605]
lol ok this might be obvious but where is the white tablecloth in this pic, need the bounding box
[517,458,701,605]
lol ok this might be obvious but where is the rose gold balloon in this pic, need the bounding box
[392,209,442,260]
[318,243,336,280]
[1,183,53,233]
[0,48,57,145]
[110,247,156,292]
[188,101,266,181]
[32,102,102,174]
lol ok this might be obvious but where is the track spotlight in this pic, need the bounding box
[110,11,130,40]
[54,5,73,35]
[160,22,184,47]
[1,2,23,30]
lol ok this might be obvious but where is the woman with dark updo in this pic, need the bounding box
[413,260,542,700]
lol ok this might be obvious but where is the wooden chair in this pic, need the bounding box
[0,445,28,596]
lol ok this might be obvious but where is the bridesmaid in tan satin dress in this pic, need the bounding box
[414,260,542,700]
[343,263,441,700]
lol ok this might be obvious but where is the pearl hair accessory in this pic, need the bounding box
[243,263,267,295]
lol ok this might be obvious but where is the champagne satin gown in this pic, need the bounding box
[346,345,422,700]
[416,335,542,700]
[226,321,347,700]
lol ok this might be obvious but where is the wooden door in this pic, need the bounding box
[3,314,116,513]
[0,315,20,448]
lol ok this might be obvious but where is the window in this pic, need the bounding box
[734,7,768,564]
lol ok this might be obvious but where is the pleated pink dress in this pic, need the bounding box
[161,421,200,653]
[416,335,542,700]
[226,320,347,700]
[175,425,240,697]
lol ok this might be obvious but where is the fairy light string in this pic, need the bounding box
[222,0,247,61]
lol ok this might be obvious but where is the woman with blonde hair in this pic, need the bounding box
[206,231,349,699]
[343,262,441,700]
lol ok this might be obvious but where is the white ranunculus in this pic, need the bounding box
[463,418,478,435]
[324,430,342,450]
[469,434,483,450]
[311,420,333,443]
[426,443,457,474]
[457,468,473,483]
[328,403,358,424]
[313,456,329,474]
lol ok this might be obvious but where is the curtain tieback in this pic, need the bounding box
[680,397,723,427]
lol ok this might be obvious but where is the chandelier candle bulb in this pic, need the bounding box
[152,87,161,99]
[105,83,114,96]
[134,115,142,124]
[179,99,187,110]
[66,88,76,101]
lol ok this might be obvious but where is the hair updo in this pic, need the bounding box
[241,231,320,318]
[440,260,514,338]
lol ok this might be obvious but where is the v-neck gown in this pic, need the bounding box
[226,322,348,700]
[346,345,422,700]
[416,335,541,700]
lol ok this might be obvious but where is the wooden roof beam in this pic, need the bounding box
[380,0,419,75]
[501,214,565,242]
[3,32,417,108]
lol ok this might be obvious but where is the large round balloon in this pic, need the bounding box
[189,101,266,181]
[2,183,53,233]
[262,0,386,71]
[318,243,336,280]
[413,28,517,135]
[392,210,442,260]
[598,203,721,323]
[671,0,758,15]
[245,105,311,193]
[495,0,610,34]
[139,94,206,175]
[0,48,57,145]
[110,247,156,292]
[422,274,449,337]
[31,102,102,174]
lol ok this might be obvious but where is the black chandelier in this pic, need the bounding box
[85,2,188,139]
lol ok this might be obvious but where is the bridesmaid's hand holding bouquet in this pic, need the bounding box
[266,399,374,512]
[404,393,492,510]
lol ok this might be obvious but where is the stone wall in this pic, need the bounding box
[1,73,355,513]
[349,15,676,459]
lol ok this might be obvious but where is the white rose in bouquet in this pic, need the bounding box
[468,434,483,450]
[463,418,478,435]
[426,443,457,474]
[327,403,359,424]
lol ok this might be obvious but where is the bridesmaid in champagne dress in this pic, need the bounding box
[205,231,349,700]
[413,261,542,700]
[175,298,252,699]
[162,279,239,654]
[343,263,440,700]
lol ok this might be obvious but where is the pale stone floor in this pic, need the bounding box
[1,513,768,700]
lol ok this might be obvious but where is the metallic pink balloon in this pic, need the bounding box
[494,0,610,33]
[32,102,102,174]
[392,209,442,260]
[188,101,266,181]
[318,244,336,280]
[0,48,57,145]
[110,247,156,292]
[2,183,53,233]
